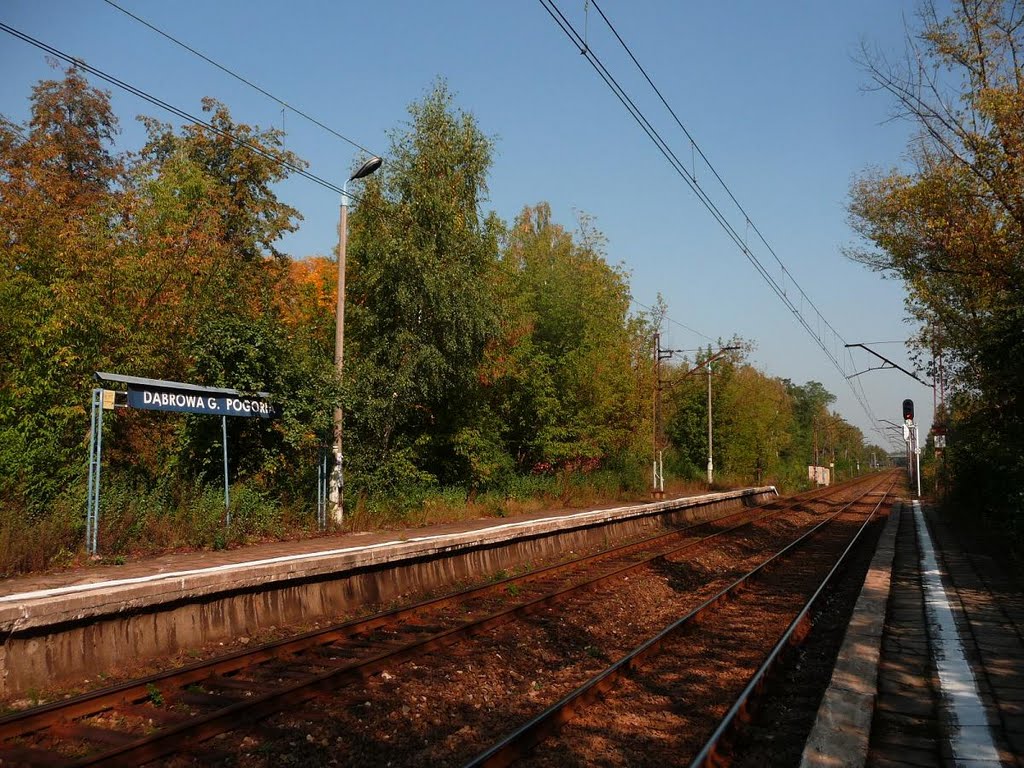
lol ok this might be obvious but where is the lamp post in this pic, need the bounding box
[330,156,382,525]
[706,365,714,485]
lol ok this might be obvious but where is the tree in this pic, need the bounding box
[849,0,1024,524]
[0,68,124,514]
[343,81,503,493]
[491,204,649,473]
[716,366,793,481]
[785,380,836,466]
[132,103,330,489]
[138,98,302,261]
[0,68,325,529]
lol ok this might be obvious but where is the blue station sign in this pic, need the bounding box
[126,385,277,418]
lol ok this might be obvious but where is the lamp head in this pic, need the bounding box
[350,156,383,182]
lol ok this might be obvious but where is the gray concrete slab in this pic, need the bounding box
[800,502,900,768]
[0,487,775,631]
[0,486,776,698]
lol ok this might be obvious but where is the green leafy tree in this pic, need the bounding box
[0,68,124,514]
[132,104,332,492]
[785,380,836,467]
[716,366,794,482]
[344,81,503,493]
[491,204,649,473]
[850,0,1024,526]
[138,98,302,261]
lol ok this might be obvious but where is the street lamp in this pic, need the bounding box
[330,156,383,525]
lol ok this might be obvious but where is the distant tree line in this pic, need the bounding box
[0,71,881,574]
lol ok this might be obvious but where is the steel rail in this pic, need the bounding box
[461,473,894,768]
[54,485,853,767]
[0,481,855,747]
[0,477,878,765]
[688,474,898,767]
[0,490,804,742]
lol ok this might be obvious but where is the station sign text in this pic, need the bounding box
[127,385,277,418]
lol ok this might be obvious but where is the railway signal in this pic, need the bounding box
[899,398,921,499]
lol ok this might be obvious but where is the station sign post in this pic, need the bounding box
[86,373,284,556]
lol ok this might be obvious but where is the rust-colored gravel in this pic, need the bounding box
[2,482,891,767]
[158,487,883,767]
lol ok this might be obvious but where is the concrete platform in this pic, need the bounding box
[802,500,1024,768]
[0,486,775,698]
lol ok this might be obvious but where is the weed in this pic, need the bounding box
[146,683,164,707]
[584,644,604,659]
[47,548,76,569]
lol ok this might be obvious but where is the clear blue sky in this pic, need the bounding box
[1,1,940,449]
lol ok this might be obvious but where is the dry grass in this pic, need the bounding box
[0,472,767,579]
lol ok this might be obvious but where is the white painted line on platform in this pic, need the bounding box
[914,500,1001,763]
[0,489,770,605]
[2,505,622,602]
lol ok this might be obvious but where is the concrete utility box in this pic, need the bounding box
[807,465,831,486]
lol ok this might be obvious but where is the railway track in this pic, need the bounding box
[466,472,898,767]
[0,475,894,766]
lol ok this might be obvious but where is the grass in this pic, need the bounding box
[0,464,808,579]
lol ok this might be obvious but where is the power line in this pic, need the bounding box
[630,298,714,343]
[538,0,887,440]
[538,1,806,325]
[0,22,365,204]
[591,2,801,283]
[101,0,375,156]
[588,3,842,336]
[592,0,847,365]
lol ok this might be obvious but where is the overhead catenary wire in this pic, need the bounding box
[630,299,715,344]
[0,22,366,205]
[589,0,841,341]
[537,5,792,323]
[537,1,804,327]
[537,0,887,440]
[101,0,375,156]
